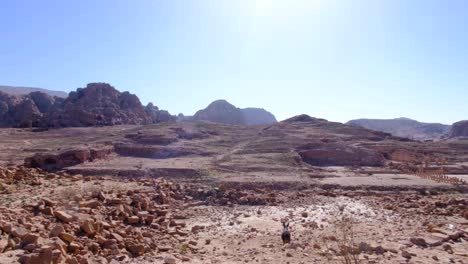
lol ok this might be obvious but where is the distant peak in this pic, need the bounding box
[208,99,233,106]
[283,114,323,123]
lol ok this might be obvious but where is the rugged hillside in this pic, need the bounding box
[0,85,68,98]
[241,108,277,125]
[447,120,468,138]
[347,117,450,140]
[193,100,246,125]
[0,91,61,127]
[0,83,174,128]
[192,99,277,125]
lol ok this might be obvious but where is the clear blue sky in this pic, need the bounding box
[1,0,467,124]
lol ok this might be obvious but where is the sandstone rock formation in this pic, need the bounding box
[145,103,176,123]
[446,120,468,138]
[0,83,174,128]
[25,146,114,171]
[297,142,385,166]
[43,83,153,127]
[347,117,450,140]
[0,91,57,128]
[192,99,277,125]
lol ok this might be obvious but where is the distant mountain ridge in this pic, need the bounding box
[191,99,277,126]
[346,117,451,140]
[0,85,68,98]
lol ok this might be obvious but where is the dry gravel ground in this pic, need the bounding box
[172,194,468,264]
[1,169,467,264]
[0,123,467,263]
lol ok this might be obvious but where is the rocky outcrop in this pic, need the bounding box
[0,83,174,128]
[114,144,207,159]
[241,108,277,125]
[346,117,450,140]
[29,91,60,113]
[24,146,114,171]
[0,91,58,128]
[446,120,468,138]
[192,99,277,126]
[145,103,176,123]
[297,143,385,166]
[43,83,153,127]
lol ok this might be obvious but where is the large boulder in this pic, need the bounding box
[297,143,385,166]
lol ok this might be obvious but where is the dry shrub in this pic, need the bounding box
[321,210,361,264]
[334,214,360,264]
[198,168,222,178]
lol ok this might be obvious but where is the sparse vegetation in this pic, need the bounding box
[198,168,223,178]
[333,214,361,264]
[180,243,189,254]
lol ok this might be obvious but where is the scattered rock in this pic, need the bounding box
[54,210,73,223]
[164,255,177,264]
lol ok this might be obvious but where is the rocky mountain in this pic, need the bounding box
[0,91,60,127]
[192,99,277,126]
[346,117,450,140]
[193,100,245,125]
[241,108,277,125]
[446,120,468,138]
[0,85,68,98]
[0,83,174,128]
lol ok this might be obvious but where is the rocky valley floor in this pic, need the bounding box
[0,166,467,264]
[0,120,467,263]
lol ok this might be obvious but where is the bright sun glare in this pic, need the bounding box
[248,0,325,18]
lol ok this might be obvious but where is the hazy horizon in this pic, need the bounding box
[2,0,467,124]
